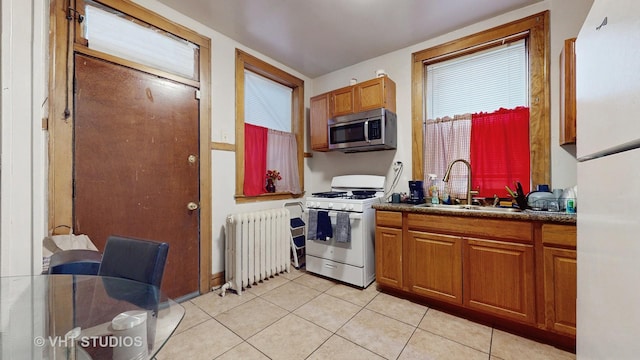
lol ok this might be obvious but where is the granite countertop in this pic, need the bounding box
[372,202,577,224]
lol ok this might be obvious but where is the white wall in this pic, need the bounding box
[0,0,48,276]
[310,0,594,196]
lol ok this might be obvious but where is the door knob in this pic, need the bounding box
[187,202,199,211]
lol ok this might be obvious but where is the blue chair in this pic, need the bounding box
[98,235,169,289]
[98,235,169,352]
[48,249,102,275]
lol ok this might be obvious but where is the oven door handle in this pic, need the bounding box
[328,211,363,220]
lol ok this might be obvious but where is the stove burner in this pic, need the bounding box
[311,191,347,198]
[349,194,376,200]
[310,192,378,200]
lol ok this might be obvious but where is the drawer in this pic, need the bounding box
[407,213,532,243]
[306,255,371,288]
[542,224,577,248]
[376,211,402,228]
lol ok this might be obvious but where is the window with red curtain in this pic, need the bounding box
[470,107,530,198]
[243,123,268,196]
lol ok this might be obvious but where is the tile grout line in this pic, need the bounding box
[489,327,494,359]
[394,310,426,360]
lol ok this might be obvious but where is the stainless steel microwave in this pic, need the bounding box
[328,108,397,152]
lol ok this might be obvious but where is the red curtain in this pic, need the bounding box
[244,123,268,196]
[470,107,530,198]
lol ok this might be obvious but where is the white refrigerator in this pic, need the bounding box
[576,0,640,359]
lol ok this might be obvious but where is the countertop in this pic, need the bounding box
[372,202,577,224]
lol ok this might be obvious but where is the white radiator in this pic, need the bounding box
[220,208,290,296]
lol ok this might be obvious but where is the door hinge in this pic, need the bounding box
[42,117,49,130]
[72,179,76,199]
[195,90,201,100]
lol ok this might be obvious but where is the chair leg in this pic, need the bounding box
[291,239,299,268]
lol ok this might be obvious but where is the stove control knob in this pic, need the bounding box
[348,204,355,211]
[340,204,347,210]
[305,202,312,208]
[327,203,334,209]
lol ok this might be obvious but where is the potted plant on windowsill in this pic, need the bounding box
[265,170,281,193]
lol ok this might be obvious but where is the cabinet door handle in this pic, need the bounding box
[596,17,607,31]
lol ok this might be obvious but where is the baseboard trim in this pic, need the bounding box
[210,272,225,290]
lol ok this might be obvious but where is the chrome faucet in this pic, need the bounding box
[443,159,477,205]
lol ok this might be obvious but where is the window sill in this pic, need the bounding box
[235,192,305,204]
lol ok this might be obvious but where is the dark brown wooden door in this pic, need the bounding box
[73,54,200,299]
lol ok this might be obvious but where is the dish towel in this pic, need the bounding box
[316,211,333,241]
[307,209,318,240]
[335,212,351,243]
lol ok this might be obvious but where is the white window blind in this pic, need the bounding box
[85,4,198,80]
[426,39,528,119]
[244,70,292,132]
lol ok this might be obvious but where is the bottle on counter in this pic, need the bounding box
[566,199,576,214]
[431,187,439,204]
[442,189,451,205]
[428,174,439,204]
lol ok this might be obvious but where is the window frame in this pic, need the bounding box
[234,49,305,202]
[411,11,550,188]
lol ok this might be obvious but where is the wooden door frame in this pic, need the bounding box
[48,0,213,294]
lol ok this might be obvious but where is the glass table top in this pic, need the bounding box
[0,275,185,359]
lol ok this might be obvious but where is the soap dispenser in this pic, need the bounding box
[428,174,439,204]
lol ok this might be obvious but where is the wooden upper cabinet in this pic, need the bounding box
[310,93,330,151]
[330,86,355,117]
[355,76,396,113]
[560,38,577,145]
[310,76,396,151]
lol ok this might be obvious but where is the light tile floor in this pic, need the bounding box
[157,268,575,360]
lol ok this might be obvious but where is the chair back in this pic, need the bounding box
[96,236,169,354]
[48,249,102,275]
[98,236,169,288]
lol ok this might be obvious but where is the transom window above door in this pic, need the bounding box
[83,1,199,81]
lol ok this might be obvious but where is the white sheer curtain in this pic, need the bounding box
[424,114,471,198]
[267,129,301,194]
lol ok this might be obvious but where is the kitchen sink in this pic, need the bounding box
[413,203,522,213]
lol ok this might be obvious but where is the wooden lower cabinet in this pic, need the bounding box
[374,210,577,345]
[375,211,403,289]
[543,247,577,335]
[375,225,403,289]
[463,238,536,324]
[407,230,462,304]
[541,224,577,336]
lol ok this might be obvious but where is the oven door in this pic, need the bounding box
[306,211,365,267]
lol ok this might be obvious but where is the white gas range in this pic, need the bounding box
[305,175,385,288]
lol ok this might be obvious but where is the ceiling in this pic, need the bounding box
[155,0,542,78]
